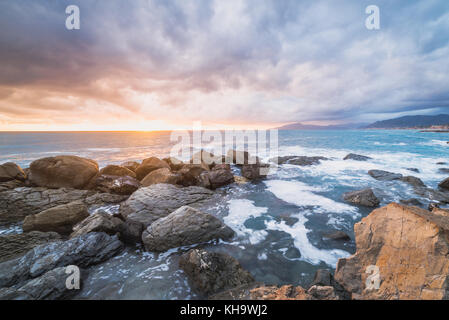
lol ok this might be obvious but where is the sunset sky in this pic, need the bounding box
[1,0,449,131]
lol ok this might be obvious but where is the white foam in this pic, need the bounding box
[264,180,358,216]
[225,199,268,244]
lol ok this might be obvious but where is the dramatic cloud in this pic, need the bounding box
[0,0,448,130]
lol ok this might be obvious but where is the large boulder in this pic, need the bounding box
[400,176,426,188]
[343,188,380,207]
[141,168,179,187]
[270,155,328,166]
[207,165,235,189]
[29,156,99,189]
[0,162,26,182]
[0,231,61,263]
[91,174,140,195]
[120,161,140,173]
[0,232,123,289]
[177,164,209,187]
[241,163,270,180]
[70,211,123,239]
[135,157,170,180]
[179,249,254,297]
[142,206,234,251]
[343,154,372,161]
[99,165,136,178]
[368,170,403,181]
[162,157,184,171]
[439,177,449,191]
[334,203,449,300]
[22,201,89,235]
[119,184,213,227]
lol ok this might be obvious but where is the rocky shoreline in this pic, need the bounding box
[0,150,448,300]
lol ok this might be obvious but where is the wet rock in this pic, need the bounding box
[368,169,403,181]
[179,249,254,297]
[141,168,179,187]
[406,168,420,173]
[0,267,83,300]
[401,176,425,187]
[343,188,380,207]
[438,168,449,174]
[119,184,213,227]
[322,230,351,241]
[0,180,25,192]
[271,156,328,166]
[99,165,136,178]
[0,232,123,289]
[29,155,99,189]
[162,157,184,171]
[177,164,208,187]
[233,176,249,184]
[241,163,270,180]
[438,177,449,191]
[22,201,89,235]
[207,166,234,189]
[284,247,301,259]
[70,211,123,238]
[436,162,447,165]
[343,154,372,161]
[0,162,26,182]
[142,206,234,251]
[0,231,61,263]
[428,203,440,211]
[93,174,141,195]
[413,187,449,204]
[116,219,144,244]
[400,198,422,206]
[135,157,170,181]
[334,203,449,299]
[120,161,140,173]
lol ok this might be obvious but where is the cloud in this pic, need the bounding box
[0,0,449,129]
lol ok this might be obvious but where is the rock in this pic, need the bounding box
[135,157,170,180]
[413,187,449,204]
[334,203,449,300]
[22,201,89,235]
[322,231,351,241]
[70,211,123,238]
[99,165,136,178]
[29,156,99,189]
[190,150,222,168]
[0,267,82,300]
[120,161,140,172]
[401,176,426,187]
[207,166,234,189]
[309,269,350,300]
[0,162,26,182]
[119,184,213,227]
[116,219,144,244]
[179,249,254,297]
[0,231,61,263]
[227,150,258,165]
[142,206,234,251]
[162,157,184,171]
[428,203,440,211]
[438,168,449,174]
[241,163,270,180]
[0,232,123,289]
[343,188,380,207]
[92,174,141,195]
[343,154,372,161]
[406,168,420,173]
[0,180,25,192]
[141,168,179,187]
[249,285,313,300]
[271,156,328,166]
[233,176,249,184]
[436,162,447,165]
[177,164,208,187]
[438,177,449,191]
[307,285,338,300]
[400,198,422,206]
[368,170,403,181]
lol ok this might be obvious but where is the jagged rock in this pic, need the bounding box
[29,156,99,189]
[0,267,83,300]
[322,230,351,241]
[177,164,208,187]
[401,176,426,187]
[142,206,234,251]
[368,170,403,181]
[207,165,234,189]
[343,188,380,207]
[413,186,449,204]
[307,285,338,300]
[0,231,61,263]
[120,161,140,172]
[135,157,170,180]
[270,156,328,166]
[0,162,26,182]
[343,154,372,161]
[141,168,179,187]
[439,177,449,191]
[119,184,213,227]
[334,203,449,300]
[92,174,141,195]
[22,201,89,235]
[0,180,25,192]
[249,285,313,300]
[99,165,136,178]
[0,232,123,289]
[70,211,123,238]
[309,269,350,300]
[162,157,184,171]
[241,163,270,180]
[179,249,254,297]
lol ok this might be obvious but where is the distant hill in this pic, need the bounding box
[276,122,363,130]
[364,114,449,129]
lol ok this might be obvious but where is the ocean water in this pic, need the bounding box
[0,130,448,299]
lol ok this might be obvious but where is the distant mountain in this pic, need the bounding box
[364,114,449,129]
[276,122,363,130]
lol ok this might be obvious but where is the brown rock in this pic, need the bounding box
[177,164,208,187]
[0,162,26,182]
[29,156,99,189]
[120,161,140,172]
[93,174,141,195]
[135,157,170,180]
[99,165,136,178]
[22,201,89,235]
[162,157,184,171]
[438,177,449,191]
[334,203,449,300]
[141,168,179,187]
[70,211,123,238]
[207,166,234,189]
[249,285,313,300]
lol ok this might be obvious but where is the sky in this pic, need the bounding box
[0,0,449,131]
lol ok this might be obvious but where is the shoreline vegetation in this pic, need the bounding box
[0,150,449,300]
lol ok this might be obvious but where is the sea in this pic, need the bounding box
[0,130,448,299]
